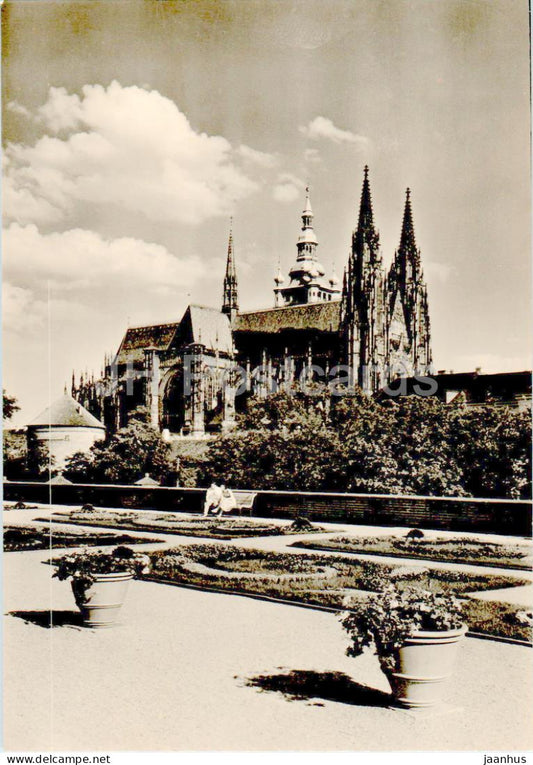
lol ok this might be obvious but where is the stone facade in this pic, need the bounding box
[73,167,433,436]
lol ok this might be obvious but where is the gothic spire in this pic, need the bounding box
[357,165,374,232]
[399,188,417,253]
[352,165,380,264]
[222,219,239,319]
[396,187,421,275]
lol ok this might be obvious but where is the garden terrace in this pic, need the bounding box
[146,545,532,643]
[3,524,162,552]
[37,509,323,539]
[6,482,531,536]
[293,534,533,571]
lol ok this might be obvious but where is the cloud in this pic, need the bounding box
[272,173,305,203]
[3,223,206,295]
[2,282,46,334]
[237,144,278,168]
[4,82,264,226]
[299,116,369,147]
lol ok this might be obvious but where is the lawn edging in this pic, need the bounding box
[291,541,532,572]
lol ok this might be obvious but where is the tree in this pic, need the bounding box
[64,407,174,485]
[334,392,467,496]
[446,404,531,499]
[201,389,532,499]
[3,390,20,421]
[201,390,345,491]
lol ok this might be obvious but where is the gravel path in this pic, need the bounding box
[4,540,533,751]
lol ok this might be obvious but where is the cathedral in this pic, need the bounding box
[72,167,432,436]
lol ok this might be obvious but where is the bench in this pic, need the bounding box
[232,490,258,517]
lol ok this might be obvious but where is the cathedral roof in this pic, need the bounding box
[30,393,105,429]
[116,322,180,364]
[187,305,233,353]
[115,306,233,364]
[235,300,341,334]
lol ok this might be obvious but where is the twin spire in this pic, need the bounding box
[355,166,420,267]
[221,170,420,317]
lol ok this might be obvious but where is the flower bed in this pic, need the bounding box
[146,545,532,643]
[38,510,318,539]
[4,524,161,552]
[294,534,532,570]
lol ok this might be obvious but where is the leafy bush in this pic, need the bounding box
[200,390,531,499]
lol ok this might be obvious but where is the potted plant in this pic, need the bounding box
[52,545,151,629]
[340,584,467,708]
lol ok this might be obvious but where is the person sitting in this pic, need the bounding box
[218,485,237,516]
[203,482,222,516]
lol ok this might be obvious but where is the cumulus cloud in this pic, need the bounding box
[299,116,369,147]
[237,144,278,168]
[3,223,206,294]
[4,82,265,226]
[2,282,45,334]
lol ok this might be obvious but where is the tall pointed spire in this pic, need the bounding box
[357,165,374,231]
[395,187,421,278]
[386,185,432,376]
[399,187,417,253]
[353,165,380,257]
[222,218,239,321]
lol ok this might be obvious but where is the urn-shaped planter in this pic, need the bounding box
[340,585,467,710]
[52,546,151,629]
[72,572,133,628]
[385,625,467,708]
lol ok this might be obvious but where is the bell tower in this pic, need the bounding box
[274,187,341,307]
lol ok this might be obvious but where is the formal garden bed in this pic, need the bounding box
[293,533,533,570]
[38,508,322,539]
[4,524,161,552]
[145,544,533,643]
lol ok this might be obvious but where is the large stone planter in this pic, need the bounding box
[72,572,133,628]
[385,626,467,708]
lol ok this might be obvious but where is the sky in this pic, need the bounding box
[2,0,531,425]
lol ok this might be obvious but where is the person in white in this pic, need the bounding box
[218,484,237,516]
[203,482,223,516]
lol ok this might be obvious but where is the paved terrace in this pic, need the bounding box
[4,505,533,751]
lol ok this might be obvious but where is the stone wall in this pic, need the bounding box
[4,482,531,537]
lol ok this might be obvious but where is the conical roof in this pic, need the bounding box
[47,474,73,485]
[30,393,104,429]
[134,473,160,486]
